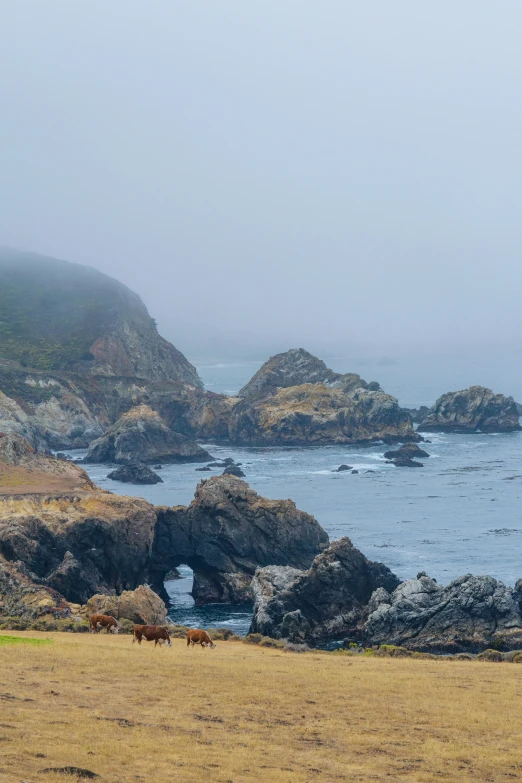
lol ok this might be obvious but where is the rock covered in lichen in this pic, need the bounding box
[419,386,521,433]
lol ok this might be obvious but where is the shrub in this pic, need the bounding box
[259,637,286,649]
[477,649,503,662]
[374,645,413,658]
[243,633,264,645]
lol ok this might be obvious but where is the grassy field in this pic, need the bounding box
[1,632,521,783]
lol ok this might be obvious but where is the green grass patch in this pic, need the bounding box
[0,635,52,647]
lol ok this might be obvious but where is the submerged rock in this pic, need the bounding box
[419,386,521,433]
[107,463,163,484]
[249,537,400,643]
[388,457,423,468]
[85,404,211,464]
[336,464,353,472]
[150,475,329,605]
[365,573,522,653]
[383,443,430,460]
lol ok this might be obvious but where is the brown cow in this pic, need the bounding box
[133,625,172,647]
[89,614,120,634]
[186,629,216,648]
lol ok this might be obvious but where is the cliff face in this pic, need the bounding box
[0,249,201,386]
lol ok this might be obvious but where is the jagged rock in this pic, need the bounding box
[84,585,167,625]
[222,465,245,477]
[0,555,72,622]
[336,464,352,472]
[0,433,95,494]
[0,492,157,604]
[419,387,521,433]
[383,443,430,460]
[238,348,379,398]
[249,537,400,643]
[365,573,522,653]
[107,463,163,484]
[85,405,211,464]
[228,384,418,446]
[150,475,329,605]
[403,406,430,424]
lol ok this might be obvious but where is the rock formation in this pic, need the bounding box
[151,475,329,604]
[85,405,211,464]
[249,537,400,643]
[238,348,380,398]
[0,555,72,623]
[0,492,157,604]
[365,572,522,653]
[107,463,163,484]
[0,249,202,386]
[84,584,167,625]
[419,387,521,433]
[383,443,430,460]
[228,384,418,446]
[0,433,95,494]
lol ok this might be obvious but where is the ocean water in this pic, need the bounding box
[76,353,522,636]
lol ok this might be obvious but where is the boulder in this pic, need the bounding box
[419,387,521,433]
[228,384,419,446]
[383,443,430,460]
[150,475,329,604]
[222,465,245,478]
[387,457,424,468]
[365,573,522,653]
[85,404,211,464]
[0,492,157,604]
[336,464,353,472]
[107,463,163,484]
[249,537,400,643]
[238,348,378,398]
[84,585,167,625]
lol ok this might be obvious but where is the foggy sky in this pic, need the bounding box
[1,2,522,362]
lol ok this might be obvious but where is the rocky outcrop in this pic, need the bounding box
[84,584,167,625]
[0,492,157,604]
[403,406,430,425]
[365,573,522,653]
[383,443,430,460]
[151,475,329,605]
[419,387,521,433]
[228,384,418,446]
[238,348,379,398]
[107,463,163,484]
[0,434,96,494]
[85,405,211,464]
[0,556,72,622]
[0,249,202,386]
[249,537,400,643]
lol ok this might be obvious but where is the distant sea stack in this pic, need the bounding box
[0,249,202,386]
[419,386,521,433]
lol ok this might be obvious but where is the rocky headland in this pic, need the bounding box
[419,386,521,433]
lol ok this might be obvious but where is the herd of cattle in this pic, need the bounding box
[88,613,216,648]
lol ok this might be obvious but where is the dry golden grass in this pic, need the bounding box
[1,632,521,783]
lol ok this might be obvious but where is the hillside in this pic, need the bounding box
[0,632,520,783]
[0,248,201,386]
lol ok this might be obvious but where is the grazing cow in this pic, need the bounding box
[89,614,120,634]
[186,629,216,648]
[132,625,172,647]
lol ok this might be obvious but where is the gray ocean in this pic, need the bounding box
[77,353,522,636]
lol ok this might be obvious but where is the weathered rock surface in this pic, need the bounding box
[249,537,400,643]
[0,492,157,604]
[0,249,202,386]
[383,443,430,460]
[419,387,521,433]
[403,406,430,425]
[84,584,167,625]
[151,475,329,604]
[0,434,95,494]
[365,573,522,653]
[0,555,72,622]
[107,463,163,485]
[228,384,418,446]
[85,405,211,464]
[238,348,379,398]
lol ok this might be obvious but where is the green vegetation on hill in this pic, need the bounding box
[0,251,129,371]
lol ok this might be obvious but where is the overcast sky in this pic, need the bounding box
[1,2,521,361]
